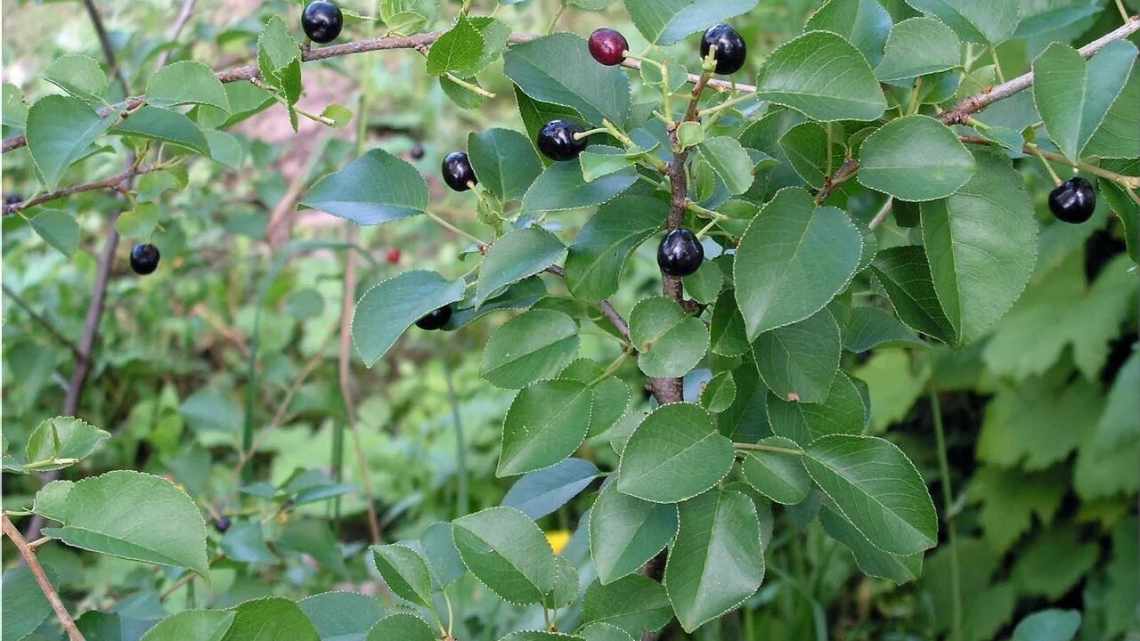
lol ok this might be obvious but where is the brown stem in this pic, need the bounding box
[941,16,1140,124]
[2,515,87,641]
[815,158,860,205]
[3,164,163,216]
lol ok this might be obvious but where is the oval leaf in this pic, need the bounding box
[617,403,733,503]
[452,507,554,605]
[475,227,566,308]
[301,149,428,225]
[351,270,466,367]
[498,380,592,477]
[589,480,679,585]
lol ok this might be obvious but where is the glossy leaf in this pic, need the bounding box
[481,309,579,389]
[365,613,435,641]
[26,95,114,190]
[803,435,937,555]
[503,457,599,519]
[475,227,565,308]
[468,128,543,200]
[665,489,764,632]
[148,61,230,111]
[579,575,673,636]
[624,0,758,45]
[904,0,1019,44]
[871,246,955,343]
[498,380,592,477]
[589,480,679,584]
[741,437,811,505]
[521,160,637,215]
[24,416,110,471]
[755,31,887,122]
[452,507,554,604]
[766,371,866,445]
[805,0,892,66]
[565,189,665,302]
[734,188,862,338]
[753,308,841,403]
[371,544,434,607]
[301,149,428,225]
[820,507,923,583]
[351,270,465,366]
[630,296,709,379]
[504,33,630,126]
[874,18,962,82]
[858,115,976,202]
[617,403,733,503]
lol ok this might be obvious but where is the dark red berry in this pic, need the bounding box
[386,248,401,264]
[657,228,704,277]
[216,516,232,533]
[701,24,747,75]
[588,28,629,66]
[1048,177,1096,224]
[409,143,425,160]
[129,243,160,275]
[302,1,343,44]
[415,305,453,330]
[538,120,588,161]
[442,151,477,192]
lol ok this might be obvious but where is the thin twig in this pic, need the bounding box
[816,158,860,205]
[867,197,894,230]
[82,0,129,97]
[2,515,86,641]
[940,16,1140,125]
[154,0,198,69]
[3,164,164,216]
[1,283,84,359]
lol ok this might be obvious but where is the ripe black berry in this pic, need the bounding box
[4,193,23,206]
[409,143,425,160]
[701,24,747,75]
[442,152,477,192]
[537,120,588,161]
[302,1,343,44]
[415,305,453,330]
[588,28,629,66]
[216,516,232,533]
[657,228,704,277]
[129,243,160,275]
[1048,177,1096,224]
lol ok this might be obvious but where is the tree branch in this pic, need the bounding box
[2,515,87,641]
[940,16,1140,124]
[815,158,860,205]
[3,163,163,216]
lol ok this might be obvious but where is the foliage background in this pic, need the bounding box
[1,0,1138,640]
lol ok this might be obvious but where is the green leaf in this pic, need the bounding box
[766,371,865,445]
[565,189,665,302]
[29,209,80,258]
[753,308,841,403]
[452,506,554,604]
[116,203,162,240]
[664,489,765,632]
[482,310,579,389]
[872,246,955,343]
[803,435,937,555]
[427,16,485,77]
[978,374,1100,471]
[698,137,755,195]
[544,556,580,609]
[500,633,584,641]
[498,379,592,477]
[468,128,543,201]
[618,403,734,503]
[1033,40,1138,161]
[904,0,1019,44]
[755,31,887,122]
[503,458,599,519]
[2,567,53,641]
[26,95,114,190]
[844,306,924,352]
[710,291,749,357]
[279,519,349,575]
[139,611,236,641]
[1012,527,1099,599]
[874,18,962,82]
[32,480,73,522]
[560,359,633,438]
[365,613,434,641]
[221,598,319,641]
[579,145,645,183]
[1011,610,1082,641]
[44,54,107,102]
[521,160,637,215]
[858,115,976,201]
[967,465,1066,553]
[475,226,566,308]
[301,149,428,225]
[630,296,709,379]
[43,470,210,576]
[257,16,302,105]
[741,436,811,505]
[420,523,466,587]
[504,33,630,126]
[778,121,846,189]
[371,544,434,608]
[805,0,893,66]
[624,0,758,45]
[147,61,230,111]
[351,270,465,366]
[820,506,922,583]
[24,416,110,471]
[734,188,862,338]
[580,575,673,636]
[920,149,1037,345]
[578,623,635,641]
[111,106,211,156]
[589,480,679,585]
[700,371,736,413]
[299,592,384,641]
[2,83,28,130]
[1085,68,1140,159]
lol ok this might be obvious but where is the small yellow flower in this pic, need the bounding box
[545,530,571,555]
